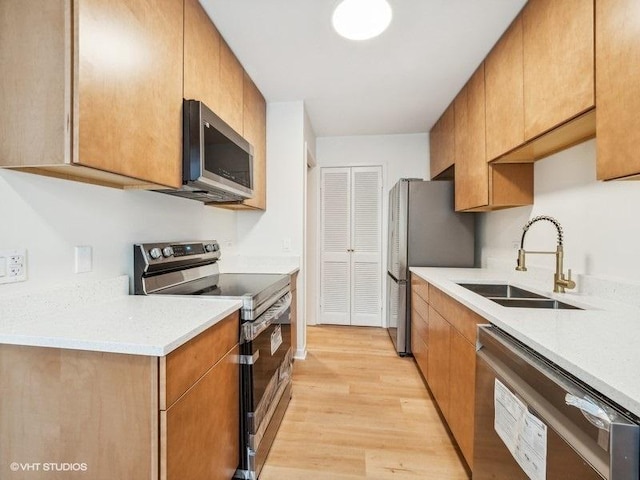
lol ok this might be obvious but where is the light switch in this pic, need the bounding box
[75,246,92,273]
[0,256,6,277]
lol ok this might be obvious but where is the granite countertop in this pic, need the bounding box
[0,276,241,356]
[410,267,640,417]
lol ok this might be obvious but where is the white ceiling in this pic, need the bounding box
[200,0,527,137]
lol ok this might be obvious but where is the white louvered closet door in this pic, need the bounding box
[350,167,382,326]
[320,168,351,325]
[320,166,382,327]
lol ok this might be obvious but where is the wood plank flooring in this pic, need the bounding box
[261,325,470,480]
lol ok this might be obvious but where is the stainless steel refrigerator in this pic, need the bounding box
[387,179,475,356]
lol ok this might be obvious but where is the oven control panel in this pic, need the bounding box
[134,241,220,266]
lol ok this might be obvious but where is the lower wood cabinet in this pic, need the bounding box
[448,328,477,469]
[160,312,240,480]
[411,286,429,380]
[0,311,240,480]
[410,273,484,470]
[426,306,451,419]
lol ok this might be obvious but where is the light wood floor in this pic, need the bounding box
[260,326,470,480]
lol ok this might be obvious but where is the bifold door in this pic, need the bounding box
[320,166,382,327]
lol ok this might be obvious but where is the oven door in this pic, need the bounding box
[239,293,292,465]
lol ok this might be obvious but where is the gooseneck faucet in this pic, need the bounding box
[516,215,576,293]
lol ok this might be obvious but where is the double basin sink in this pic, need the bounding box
[458,283,583,310]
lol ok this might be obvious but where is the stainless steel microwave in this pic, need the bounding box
[157,100,254,203]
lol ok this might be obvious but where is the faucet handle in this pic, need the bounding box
[564,269,576,290]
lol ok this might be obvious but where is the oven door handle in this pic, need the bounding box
[241,292,291,342]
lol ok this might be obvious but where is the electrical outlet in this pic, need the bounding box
[0,249,27,284]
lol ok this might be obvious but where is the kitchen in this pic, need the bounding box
[1,0,640,479]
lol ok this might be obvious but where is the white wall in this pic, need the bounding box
[236,101,313,358]
[312,133,430,326]
[480,138,640,282]
[236,102,305,256]
[0,169,237,297]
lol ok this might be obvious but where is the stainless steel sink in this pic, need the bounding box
[458,283,545,299]
[458,283,583,310]
[490,298,582,310]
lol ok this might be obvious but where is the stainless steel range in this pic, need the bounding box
[134,240,292,480]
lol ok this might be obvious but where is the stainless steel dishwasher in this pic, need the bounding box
[474,325,639,480]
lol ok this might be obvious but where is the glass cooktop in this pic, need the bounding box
[159,273,288,298]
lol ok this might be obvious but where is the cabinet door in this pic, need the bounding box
[411,289,429,381]
[76,0,183,188]
[523,0,594,140]
[0,0,70,167]
[184,0,221,113]
[429,103,455,179]
[427,306,451,419]
[448,329,476,469]
[485,17,525,161]
[162,345,240,480]
[596,0,640,180]
[219,39,244,134]
[241,73,267,209]
[454,64,488,211]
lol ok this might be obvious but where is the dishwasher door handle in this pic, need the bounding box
[565,393,613,431]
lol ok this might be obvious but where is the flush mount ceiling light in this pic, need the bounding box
[332,0,393,41]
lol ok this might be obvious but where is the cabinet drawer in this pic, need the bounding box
[161,311,239,409]
[429,285,485,344]
[411,321,429,381]
[161,345,240,480]
[411,274,429,302]
[411,290,429,325]
[411,307,428,347]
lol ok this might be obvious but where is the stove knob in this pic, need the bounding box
[205,243,215,253]
[162,246,174,258]
[148,247,162,260]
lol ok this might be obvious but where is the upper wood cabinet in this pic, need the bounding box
[183,0,244,137]
[0,0,183,189]
[219,38,245,135]
[596,0,640,180]
[485,17,525,161]
[454,65,488,211]
[225,74,267,210]
[184,0,221,113]
[453,64,533,212]
[183,0,267,210]
[522,0,594,140]
[429,103,455,179]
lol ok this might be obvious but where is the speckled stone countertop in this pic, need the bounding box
[410,267,640,418]
[0,276,241,356]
